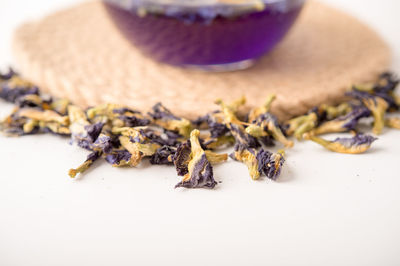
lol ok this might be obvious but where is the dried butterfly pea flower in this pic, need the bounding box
[256,149,285,181]
[68,105,107,150]
[247,98,293,148]
[174,137,228,175]
[105,149,132,167]
[175,129,223,189]
[230,148,259,180]
[308,106,371,136]
[68,151,101,178]
[193,110,229,138]
[304,133,377,154]
[91,133,113,154]
[385,117,400,129]
[285,112,318,140]
[141,128,183,147]
[0,79,39,103]
[216,98,259,151]
[173,141,192,176]
[2,108,71,135]
[150,145,177,165]
[87,103,150,127]
[230,147,285,181]
[348,90,389,135]
[216,98,285,180]
[148,103,193,138]
[112,126,161,166]
[193,110,236,150]
[317,102,352,121]
[119,135,160,166]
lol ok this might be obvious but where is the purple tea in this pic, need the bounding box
[104,0,305,70]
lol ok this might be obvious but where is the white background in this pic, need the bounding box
[0,1,400,265]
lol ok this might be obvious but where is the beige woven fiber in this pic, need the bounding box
[12,0,391,120]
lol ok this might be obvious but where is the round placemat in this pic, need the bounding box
[12,0,390,121]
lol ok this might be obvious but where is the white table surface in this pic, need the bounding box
[1,1,400,265]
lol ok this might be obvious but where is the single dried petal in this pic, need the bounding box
[305,133,377,154]
[175,129,217,189]
[348,90,389,135]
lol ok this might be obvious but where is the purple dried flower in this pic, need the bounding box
[174,130,222,189]
[150,145,176,165]
[230,123,260,152]
[247,112,293,148]
[105,150,132,167]
[92,133,113,154]
[84,122,104,142]
[141,129,182,147]
[256,149,285,181]
[305,133,377,154]
[148,103,192,137]
[173,141,191,176]
[310,106,371,135]
[175,153,216,189]
[347,90,389,135]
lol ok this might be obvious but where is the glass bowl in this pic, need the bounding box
[103,0,306,71]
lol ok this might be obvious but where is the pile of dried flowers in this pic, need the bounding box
[1,69,399,189]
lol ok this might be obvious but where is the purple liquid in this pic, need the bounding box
[104,1,304,68]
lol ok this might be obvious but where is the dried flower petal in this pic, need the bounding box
[256,149,285,180]
[119,135,160,166]
[304,133,377,154]
[348,90,389,135]
[247,112,293,148]
[309,106,371,136]
[148,103,192,137]
[105,150,132,167]
[0,76,39,103]
[230,148,260,180]
[173,141,192,176]
[230,148,285,180]
[193,111,229,138]
[150,145,176,165]
[175,129,218,189]
[216,98,259,151]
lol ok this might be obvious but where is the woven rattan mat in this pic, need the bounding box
[12,0,390,121]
